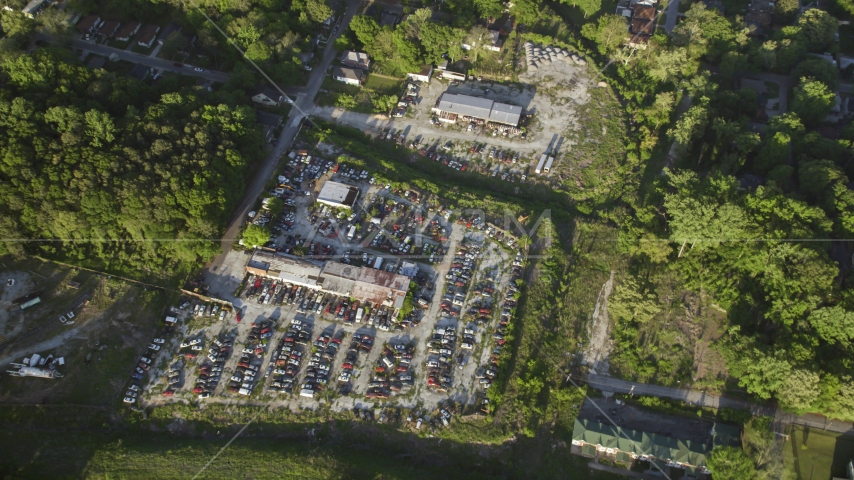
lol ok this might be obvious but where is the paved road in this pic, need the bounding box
[663,0,680,34]
[209,0,362,271]
[55,37,230,83]
[587,374,854,436]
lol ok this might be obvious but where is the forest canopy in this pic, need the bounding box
[0,48,264,281]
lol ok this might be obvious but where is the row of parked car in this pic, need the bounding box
[365,342,415,399]
[125,316,178,404]
[226,321,272,396]
[475,254,524,391]
[269,319,312,395]
[192,302,229,321]
[336,333,375,395]
[298,329,344,397]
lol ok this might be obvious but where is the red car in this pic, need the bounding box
[162,390,174,397]
[341,363,354,370]
[192,386,204,394]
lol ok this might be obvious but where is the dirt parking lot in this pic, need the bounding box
[309,65,596,178]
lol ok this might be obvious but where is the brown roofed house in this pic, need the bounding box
[114,21,140,42]
[136,24,161,48]
[631,18,654,35]
[76,14,101,33]
[633,4,655,20]
[98,20,121,38]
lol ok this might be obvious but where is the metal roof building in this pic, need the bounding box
[319,261,359,296]
[317,180,361,209]
[436,93,494,119]
[433,93,522,126]
[246,251,324,289]
[353,268,409,308]
[488,102,523,126]
[247,257,407,308]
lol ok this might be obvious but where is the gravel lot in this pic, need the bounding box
[309,65,595,179]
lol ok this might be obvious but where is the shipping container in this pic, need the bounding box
[534,154,547,174]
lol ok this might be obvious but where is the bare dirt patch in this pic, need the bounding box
[582,271,615,375]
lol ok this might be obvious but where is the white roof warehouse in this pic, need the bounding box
[317,180,360,209]
[432,93,522,126]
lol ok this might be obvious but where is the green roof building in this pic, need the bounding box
[571,418,741,476]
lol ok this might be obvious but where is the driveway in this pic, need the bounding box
[663,0,680,34]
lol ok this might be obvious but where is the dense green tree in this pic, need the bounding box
[581,14,628,55]
[473,0,504,19]
[760,242,836,325]
[753,131,790,174]
[563,0,602,18]
[664,170,756,253]
[809,306,854,344]
[0,10,35,41]
[350,16,380,47]
[773,0,800,24]
[371,94,397,113]
[793,56,841,90]
[0,50,263,280]
[608,276,662,323]
[778,368,821,410]
[737,350,791,399]
[300,0,333,23]
[791,79,836,127]
[241,224,270,248]
[668,100,710,148]
[797,9,837,52]
[706,447,756,480]
[510,0,541,24]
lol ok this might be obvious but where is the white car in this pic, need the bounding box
[198,392,211,399]
[123,397,135,404]
[148,344,161,351]
[191,345,203,351]
[127,384,140,392]
[194,67,203,72]
[188,338,202,345]
[338,372,351,382]
[153,338,165,344]
[219,310,227,321]
[125,390,138,398]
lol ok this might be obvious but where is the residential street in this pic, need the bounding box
[209,0,362,271]
[49,37,231,83]
[586,374,854,436]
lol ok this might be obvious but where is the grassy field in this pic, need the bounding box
[0,404,623,480]
[784,425,854,480]
[364,74,403,93]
